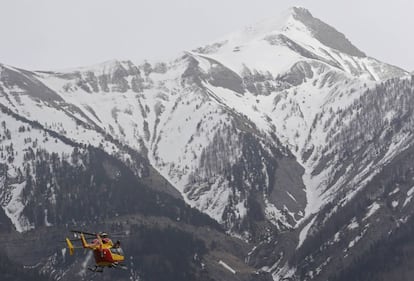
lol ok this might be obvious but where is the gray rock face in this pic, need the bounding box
[202,56,245,94]
[269,157,306,222]
[280,61,314,86]
[0,66,63,103]
[192,41,228,54]
[292,7,366,57]
[265,34,319,61]
[64,60,146,94]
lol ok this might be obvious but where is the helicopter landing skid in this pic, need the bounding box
[88,265,103,273]
[111,263,128,270]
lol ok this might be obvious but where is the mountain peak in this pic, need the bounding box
[200,7,366,60]
[289,7,366,57]
[289,6,312,16]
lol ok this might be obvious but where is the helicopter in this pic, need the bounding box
[65,230,126,272]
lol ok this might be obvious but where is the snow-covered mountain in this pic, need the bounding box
[1,6,414,281]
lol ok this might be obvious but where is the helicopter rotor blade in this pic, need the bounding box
[110,233,129,238]
[69,230,130,239]
[57,238,83,242]
[70,230,97,236]
[107,231,130,238]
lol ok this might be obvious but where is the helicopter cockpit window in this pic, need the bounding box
[110,247,124,255]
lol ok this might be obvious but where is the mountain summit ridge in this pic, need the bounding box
[191,6,405,84]
[290,7,366,57]
[213,6,366,59]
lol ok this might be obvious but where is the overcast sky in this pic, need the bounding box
[0,0,413,71]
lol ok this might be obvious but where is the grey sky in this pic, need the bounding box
[0,0,413,71]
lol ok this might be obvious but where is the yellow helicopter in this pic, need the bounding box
[66,230,126,272]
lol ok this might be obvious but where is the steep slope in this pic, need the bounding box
[249,76,414,281]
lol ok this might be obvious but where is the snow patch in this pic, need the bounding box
[79,251,93,276]
[389,187,400,195]
[44,209,53,227]
[348,235,361,249]
[403,196,413,208]
[402,184,414,207]
[407,186,414,196]
[363,202,380,221]
[264,197,291,229]
[333,232,341,242]
[272,265,296,281]
[297,215,316,249]
[218,260,236,274]
[347,217,359,230]
[2,181,34,232]
[61,248,66,261]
